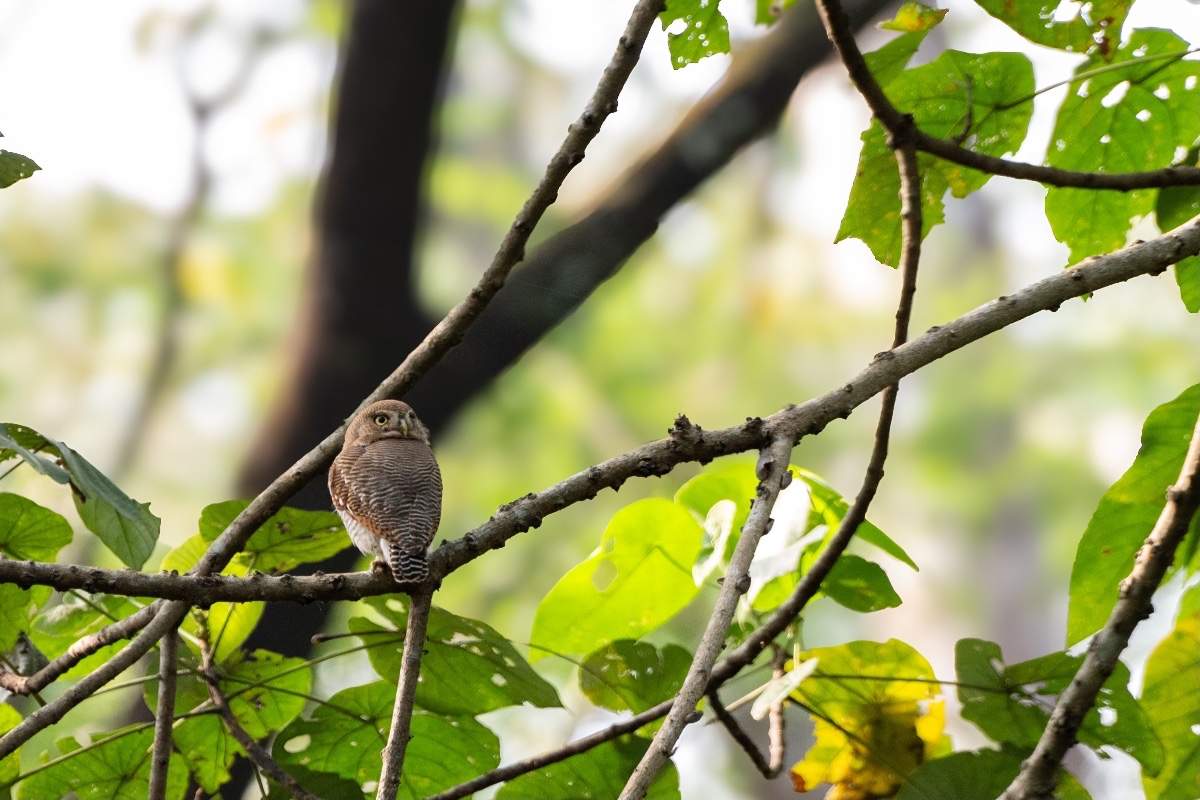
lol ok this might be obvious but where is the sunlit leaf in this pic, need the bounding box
[880,2,947,33]
[275,681,500,799]
[1067,383,1200,643]
[750,657,817,721]
[163,535,263,662]
[956,638,1163,773]
[1046,30,1200,264]
[15,727,188,800]
[350,595,560,715]
[797,470,917,569]
[661,0,729,69]
[837,50,1034,267]
[199,500,348,572]
[531,498,702,658]
[0,704,21,786]
[579,639,691,714]
[1156,147,1200,313]
[972,0,1129,55]
[1142,592,1200,800]
[822,554,902,612]
[496,736,680,799]
[866,31,929,89]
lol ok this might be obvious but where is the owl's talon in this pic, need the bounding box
[371,559,391,577]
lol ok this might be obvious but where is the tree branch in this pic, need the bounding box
[707,688,784,778]
[148,627,179,800]
[999,411,1200,800]
[620,436,794,799]
[374,590,433,800]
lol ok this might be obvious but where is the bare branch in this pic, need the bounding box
[148,627,179,800]
[1000,411,1200,800]
[620,436,794,798]
[707,689,784,779]
[375,590,433,800]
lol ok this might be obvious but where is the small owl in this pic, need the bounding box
[329,400,442,583]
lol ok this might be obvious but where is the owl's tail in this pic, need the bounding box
[386,541,430,584]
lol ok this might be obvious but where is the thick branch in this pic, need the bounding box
[1000,412,1200,800]
[620,436,794,799]
[375,590,433,800]
[148,628,179,800]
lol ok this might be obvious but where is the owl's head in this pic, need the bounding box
[346,400,430,445]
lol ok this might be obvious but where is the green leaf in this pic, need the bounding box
[15,727,188,800]
[972,0,1129,55]
[0,423,159,568]
[30,593,141,679]
[880,2,947,33]
[837,50,1035,267]
[661,0,729,69]
[579,640,691,713]
[1046,30,1200,264]
[797,470,917,569]
[1156,148,1200,313]
[0,151,39,189]
[822,554,902,612]
[956,638,1163,773]
[866,31,930,89]
[0,494,72,561]
[531,498,702,658]
[1067,383,1200,643]
[275,681,500,799]
[497,736,680,799]
[265,764,365,800]
[350,595,560,715]
[754,0,796,25]
[198,500,348,572]
[162,535,263,662]
[0,585,33,652]
[0,705,20,787]
[1142,600,1200,799]
[898,748,1092,799]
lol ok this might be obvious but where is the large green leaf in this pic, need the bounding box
[1067,383,1200,643]
[797,470,917,569]
[956,638,1163,773]
[350,595,560,715]
[30,593,141,679]
[838,50,1034,266]
[531,498,702,657]
[1156,148,1200,313]
[15,727,188,800]
[1046,30,1200,264]
[973,0,1129,55]
[1142,590,1200,800]
[579,640,691,714]
[198,500,348,572]
[0,705,20,786]
[897,748,1092,799]
[0,585,33,652]
[265,764,365,800]
[0,423,159,568]
[660,0,729,69]
[162,535,263,662]
[496,736,680,799]
[0,150,38,189]
[0,494,72,561]
[822,554,902,612]
[275,681,500,799]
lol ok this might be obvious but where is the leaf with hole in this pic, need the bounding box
[199,500,349,572]
[579,639,691,714]
[973,0,1130,55]
[661,0,729,69]
[14,726,188,800]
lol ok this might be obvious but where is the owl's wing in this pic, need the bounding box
[346,438,443,551]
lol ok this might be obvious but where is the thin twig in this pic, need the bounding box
[198,638,319,800]
[999,413,1200,800]
[707,689,783,778]
[375,589,433,800]
[148,627,180,800]
[619,436,794,799]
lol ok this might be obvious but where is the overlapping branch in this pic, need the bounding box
[375,590,433,800]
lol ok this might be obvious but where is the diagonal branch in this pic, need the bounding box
[999,411,1200,800]
[619,436,795,799]
[148,627,179,800]
[374,589,433,800]
[707,687,785,779]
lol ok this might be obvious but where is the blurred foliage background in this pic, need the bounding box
[2,0,1199,796]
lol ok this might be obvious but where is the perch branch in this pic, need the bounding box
[999,411,1200,800]
[375,590,433,800]
[148,627,179,800]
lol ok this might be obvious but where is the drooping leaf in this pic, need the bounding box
[496,735,680,799]
[956,638,1163,774]
[790,639,947,797]
[1067,383,1200,643]
[1156,147,1200,313]
[880,2,947,34]
[0,151,39,189]
[1046,30,1200,264]
[350,595,560,715]
[897,748,1092,799]
[0,494,72,561]
[0,423,159,568]
[198,500,348,573]
[275,681,500,799]
[972,0,1130,55]
[0,705,21,786]
[15,726,188,800]
[660,0,729,69]
[30,593,142,679]
[579,640,691,714]
[822,554,902,612]
[162,535,263,662]
[1141,595,1200,800]
[531,498,702,658]
[838,50,1034,266]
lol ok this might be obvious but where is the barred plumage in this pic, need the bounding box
[329,400,442,584]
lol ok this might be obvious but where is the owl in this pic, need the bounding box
[328,400,442,583]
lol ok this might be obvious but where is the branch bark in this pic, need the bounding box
[707,688,785,779]
[374,590,433,800]
[148,628,179,800]
[999,411,1200,800]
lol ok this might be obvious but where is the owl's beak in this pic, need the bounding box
[399,418,410,437]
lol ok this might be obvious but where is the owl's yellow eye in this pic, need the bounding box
[373,414,389,426]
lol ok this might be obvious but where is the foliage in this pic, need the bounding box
[496,736,680,799]
[1141,584,1200,800]
[0,132,38,189]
